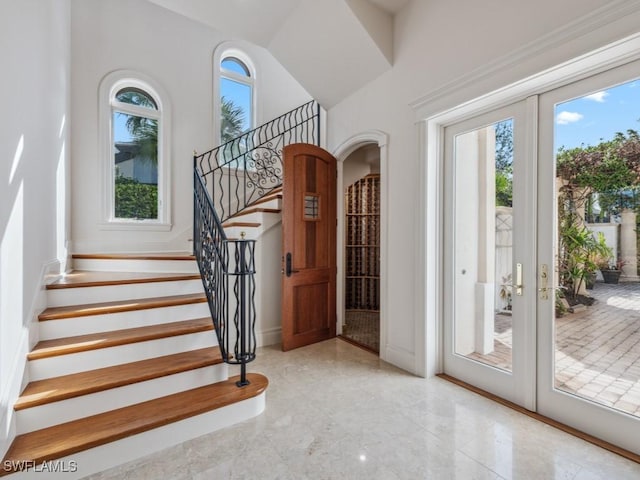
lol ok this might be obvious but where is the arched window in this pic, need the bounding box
[99,71,171,229]
[214,45,256,146]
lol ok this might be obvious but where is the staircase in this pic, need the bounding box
[222,187,283,240]
[2,100,319,477]
[1,254,267,479]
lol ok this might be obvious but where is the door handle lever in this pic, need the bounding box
[539,264,549,300]
[285,252,299,277]
[515,263,523,296]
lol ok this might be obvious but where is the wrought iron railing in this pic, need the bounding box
[193,100,321,386]
[195,100,320,222]
[193,168,256,386]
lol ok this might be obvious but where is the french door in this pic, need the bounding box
[443,59,640,455]
[443,100,537,410]
[538,60,640,454]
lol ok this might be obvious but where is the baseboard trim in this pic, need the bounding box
[437,373,640,465]
[383,345,416,375]
[257,327,281,348]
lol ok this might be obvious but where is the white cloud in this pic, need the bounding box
[584,91,609,102]
[556,111,584,125]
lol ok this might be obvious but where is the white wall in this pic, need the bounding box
[70,0,311,253]
[343,144,380,189]
[0,0,71,457]
[326,0,637,375]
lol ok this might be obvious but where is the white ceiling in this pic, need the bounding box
[146,0,406,107]
[365,0,409,14]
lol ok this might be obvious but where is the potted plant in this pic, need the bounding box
[499,273,512,314]
[599,259,626,284]
[559,225,612,299]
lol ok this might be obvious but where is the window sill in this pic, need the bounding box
[99,221,172,232]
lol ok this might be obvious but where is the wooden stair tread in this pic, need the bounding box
[48,271,200,289]
[1,373,268,475]
[222,221,261,228]
[72,253,195,261]
[38,293,207,321]
[248,189,282,207]
[47,271,201,289]
[228,207,281,220]
[28,318,213,360]
[15,347,223,410]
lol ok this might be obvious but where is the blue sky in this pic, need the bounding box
[114,113,134,143]
[221,78,252,132]
[555,78,640,150]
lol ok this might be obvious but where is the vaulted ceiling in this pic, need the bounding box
[146,0,409,107]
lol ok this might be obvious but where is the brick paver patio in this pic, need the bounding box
[555,281,640,416]
[468,281,640,417]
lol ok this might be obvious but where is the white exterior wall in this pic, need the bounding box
[70,0,311,253]
[326,0,638,375]
[0,0,71,458]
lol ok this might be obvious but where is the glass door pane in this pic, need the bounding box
[538,59,640,455]
[554,78,640,417]
[444,101,535,409]
[453,119,514,372]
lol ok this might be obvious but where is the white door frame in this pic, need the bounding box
[416,32,640,379]
[333,131,389,360]
[414,31,640,454]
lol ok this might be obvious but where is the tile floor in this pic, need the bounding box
[85,339,640,480]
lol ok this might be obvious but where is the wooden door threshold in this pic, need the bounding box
[337,335,379,355]
[437,373,640,465]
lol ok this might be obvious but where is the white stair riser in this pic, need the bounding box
[72,258,199,274]
[8,393,265,480]
[226,210,282,226]
[16,363,229,434]
[224,215,281,240]
[247,194,282,210]
[47,279,203,307]
[226,211,271,225]
[39,302,211,340]
[29,331,217,380]
[222,226,260,240]
[259,197,282,210]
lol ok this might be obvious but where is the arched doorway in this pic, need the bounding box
[334,131,388,357]
[342,146,380,352]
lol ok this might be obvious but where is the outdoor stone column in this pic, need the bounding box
[453,128,496,356]
[475,126,496,355]
[620,208,637,279]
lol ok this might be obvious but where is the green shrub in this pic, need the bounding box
[115,176,158,219]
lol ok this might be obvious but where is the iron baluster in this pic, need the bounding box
[192,100,320,387]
